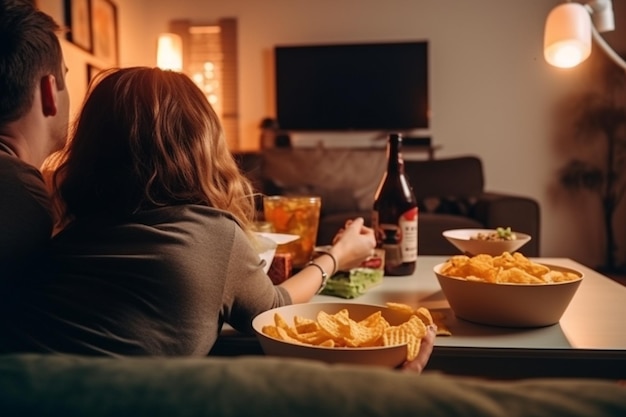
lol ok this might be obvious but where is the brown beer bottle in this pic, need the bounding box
[372,133,418,276]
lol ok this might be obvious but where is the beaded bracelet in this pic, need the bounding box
[314,250,337,276]
[306,261,329,294]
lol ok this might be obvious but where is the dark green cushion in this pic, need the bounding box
[1,354,625,417]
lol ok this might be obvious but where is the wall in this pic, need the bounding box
[67,0,626,269]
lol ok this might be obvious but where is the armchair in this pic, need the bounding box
[405,156,540,256]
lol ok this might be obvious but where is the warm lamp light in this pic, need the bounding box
[157,33,183,71]
[544,0,626,70]
[544,3,591,68]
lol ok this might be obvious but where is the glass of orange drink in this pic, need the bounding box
[263,195,321,268]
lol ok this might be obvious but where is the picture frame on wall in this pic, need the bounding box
[91,0,118,66]
[86,63,103,87]
[63,0,92,52]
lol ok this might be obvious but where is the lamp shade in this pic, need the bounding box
[157,33,183,72]
[544,3,592,68]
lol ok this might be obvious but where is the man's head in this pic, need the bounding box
[0,0,69,163]
[0,0,66,124]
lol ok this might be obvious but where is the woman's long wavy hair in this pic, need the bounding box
[51,67,255,232]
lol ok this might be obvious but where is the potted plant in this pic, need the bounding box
[557,51,626,273]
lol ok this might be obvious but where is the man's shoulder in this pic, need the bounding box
[0,155,53,263]
[0,153,46,184]
[0,153,50,205]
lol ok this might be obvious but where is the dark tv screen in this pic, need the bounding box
[275,41,429,131]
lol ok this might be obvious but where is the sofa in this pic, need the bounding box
[1,353,625,416]
[234,148,540,256]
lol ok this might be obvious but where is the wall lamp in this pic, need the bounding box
[156,33,183,72]
[544,0,625,70]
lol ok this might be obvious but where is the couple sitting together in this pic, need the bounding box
[0,1,434,372]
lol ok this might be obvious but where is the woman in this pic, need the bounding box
[43,67,433,369]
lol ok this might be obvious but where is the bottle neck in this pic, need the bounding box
[387,134,404,173]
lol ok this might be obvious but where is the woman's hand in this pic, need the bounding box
[329,218,376,271]
[280,218,375,303]
[400,324,437,373]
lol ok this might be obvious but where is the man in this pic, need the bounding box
[0,0,69,280]
[0,0,69,353]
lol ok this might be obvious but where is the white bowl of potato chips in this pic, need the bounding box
[443,228,531,256]
[252,302,434,368]
[434,252,583,327]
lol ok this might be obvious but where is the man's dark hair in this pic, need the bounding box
[0,0,64,124]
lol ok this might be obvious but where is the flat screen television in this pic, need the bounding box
[274,41,429,131]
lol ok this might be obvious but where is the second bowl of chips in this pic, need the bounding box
[252,302,431,368]
[434,253,583,327]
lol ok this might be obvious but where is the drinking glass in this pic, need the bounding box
[263,195,321,268]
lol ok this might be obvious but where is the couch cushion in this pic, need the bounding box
[419,196,479,217]
[419,213,483,255]
[405,156,484,199]
[270,183,360,216]
[261,148,386,212]
[1,354,624,417]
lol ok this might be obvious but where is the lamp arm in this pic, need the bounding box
[591,25,626,71]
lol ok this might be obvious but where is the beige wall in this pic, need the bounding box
[61,0,626,269]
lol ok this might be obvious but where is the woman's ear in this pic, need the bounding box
[40,74,59,116]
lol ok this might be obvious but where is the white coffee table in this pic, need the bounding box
[216,256,626,379]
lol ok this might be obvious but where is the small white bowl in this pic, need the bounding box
[255,232,299,273]
[252,302,413,368]
[443,228,531,256]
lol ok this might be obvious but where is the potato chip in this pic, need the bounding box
[345,320,385,347]
[404,315,428,339]
[275,326,304,345]
[383,302,447,336]
[382,325,412,347]
[496,267,544,284]
[316,310,351,342]
[273,312,290,329]
[382,316,426,361]
[356,312,389,347]
[407,338,421,361]
[385,302,415,316]
[427,311,445,333]
[261,325,281,339]
[295,330,332,345]
[293,315,315,326]
[435,326,452,337]
[385,302,431,323]
[383,316,426,345]
[293,315,320,334]
[508,252,550,277]
[468,259,499,282]
[318,339,335,347]
[358,310,387,328]
[414,307,434,326]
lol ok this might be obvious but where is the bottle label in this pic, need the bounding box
[377,207,418,266]
[398,208,418,262]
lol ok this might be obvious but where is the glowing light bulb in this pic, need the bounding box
[156,33,183,72]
